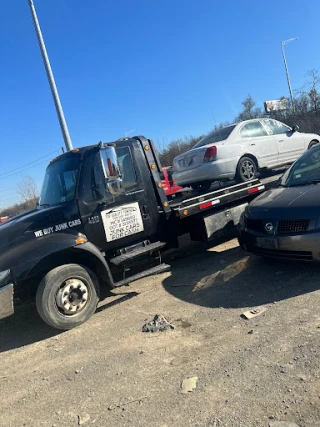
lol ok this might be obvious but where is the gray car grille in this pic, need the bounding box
[277,219,310,234]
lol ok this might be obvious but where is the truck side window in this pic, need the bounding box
[63,171,78,202]
[116,147,139,191]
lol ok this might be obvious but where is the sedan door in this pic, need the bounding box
[262,119,305,164]
[239,120,279,168]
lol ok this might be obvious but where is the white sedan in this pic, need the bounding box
[172,118,320,189]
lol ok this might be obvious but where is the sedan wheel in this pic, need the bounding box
[236,157,257,182]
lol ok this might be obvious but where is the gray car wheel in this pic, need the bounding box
[308,140,319,149]
[235,157,257,182]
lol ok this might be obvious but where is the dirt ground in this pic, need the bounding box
[1,237,320,427]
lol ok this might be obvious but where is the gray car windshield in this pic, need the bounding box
[193,125,236,149]
[281,145,320,187]
[39,156,80,206]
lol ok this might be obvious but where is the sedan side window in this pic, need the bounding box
[263,119,290,135]
[240,122,268,138]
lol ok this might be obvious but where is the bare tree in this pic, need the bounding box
[17,176,39,209]
[235,94,263,122]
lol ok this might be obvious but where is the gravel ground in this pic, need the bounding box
[0,238,320,427]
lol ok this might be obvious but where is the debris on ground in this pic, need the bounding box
[108,396,148,411]
[142,315,174,333]
[78,413,90,426]
[181,376,198,394]
[241,306,267,320]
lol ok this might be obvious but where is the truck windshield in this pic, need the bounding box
[280,145,320,187]
[39,156,80,206]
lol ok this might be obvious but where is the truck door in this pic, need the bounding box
[77,141,160,252]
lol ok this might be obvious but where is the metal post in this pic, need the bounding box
[281,38,298,111]
[28,0,73,151]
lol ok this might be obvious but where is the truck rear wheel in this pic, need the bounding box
[36,264,100,330]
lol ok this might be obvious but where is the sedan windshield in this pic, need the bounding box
[281,145,320,187]
[193,125,236,149]
[39,156,80,206]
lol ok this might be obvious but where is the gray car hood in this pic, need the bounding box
[247,184,320,220]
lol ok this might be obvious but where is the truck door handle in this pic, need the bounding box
[141,204,150,219]
[249,143,256,146]
[278,139,284,142]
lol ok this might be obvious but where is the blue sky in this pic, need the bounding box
[1,0,320,209]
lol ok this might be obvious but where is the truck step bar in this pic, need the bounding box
[113,263,171,287]
[110,241,167,266]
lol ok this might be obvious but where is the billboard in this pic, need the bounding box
[264,99,288,113]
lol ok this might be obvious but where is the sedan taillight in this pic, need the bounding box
[203,146,217,163]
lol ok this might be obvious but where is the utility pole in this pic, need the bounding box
[28,0,73,151]
[281,38,298,111]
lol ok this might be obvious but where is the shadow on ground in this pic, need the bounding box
[162,244,320,310]
[0,290,139,354]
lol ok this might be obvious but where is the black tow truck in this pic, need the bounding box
[0,136,279,329]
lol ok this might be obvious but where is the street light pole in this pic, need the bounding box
[28,0,73,152]
[281,38,298,111]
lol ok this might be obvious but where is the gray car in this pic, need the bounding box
[172,119,320,189]
[238,143,320,261]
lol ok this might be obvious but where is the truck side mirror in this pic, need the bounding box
[100,146,122,195]
[292,125,299,133]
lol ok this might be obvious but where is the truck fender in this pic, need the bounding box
[0,230,82,272]
[10,234,115,290]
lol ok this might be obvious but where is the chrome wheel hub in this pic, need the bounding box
[241,160,255,179]
[56,279,89,315]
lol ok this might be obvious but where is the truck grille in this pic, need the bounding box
[277,219,310,234]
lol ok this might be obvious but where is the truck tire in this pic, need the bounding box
[36,264,100,330]
[235,156,257,182]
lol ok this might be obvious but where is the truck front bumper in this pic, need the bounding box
[0,284,14,320]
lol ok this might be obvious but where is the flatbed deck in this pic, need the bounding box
[170,171,284,219]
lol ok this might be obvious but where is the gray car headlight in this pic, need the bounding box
[0,270,10,282]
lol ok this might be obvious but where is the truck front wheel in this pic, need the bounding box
[36,264,100,330]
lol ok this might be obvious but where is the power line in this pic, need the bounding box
[0,189,15,194]
[0,158,56,180]
[0,150,59,178]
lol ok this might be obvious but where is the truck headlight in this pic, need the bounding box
[0,270,10,282]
